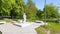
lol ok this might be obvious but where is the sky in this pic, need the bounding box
[24,0,60,13]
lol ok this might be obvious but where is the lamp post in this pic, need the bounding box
[44,0,46,24]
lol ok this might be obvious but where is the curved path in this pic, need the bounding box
[0,23,44,34]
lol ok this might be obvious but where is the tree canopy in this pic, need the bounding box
[25,0,37,21]
[0,0,25,19]
[0,0,59,21]
[43,4,59,18]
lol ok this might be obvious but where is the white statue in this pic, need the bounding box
[23,13,26,23]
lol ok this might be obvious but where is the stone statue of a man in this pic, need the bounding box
[23,13,26,23]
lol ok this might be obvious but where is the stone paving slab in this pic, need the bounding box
[0,23,44,34]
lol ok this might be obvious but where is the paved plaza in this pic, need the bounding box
[0,22,44,34]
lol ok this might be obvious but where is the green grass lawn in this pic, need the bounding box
[0,18,21,23]
[0,18,13,22]
[36,22,60,34]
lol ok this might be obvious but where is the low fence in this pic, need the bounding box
[0,16,16,19]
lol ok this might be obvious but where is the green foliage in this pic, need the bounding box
[25,0,37,21]
[13,0,25,19]
[0,0,59,22]
[36,22,60,34]
[0,0,25,19]
[43,4,59,18]
[0,0,3,16]
[0,0,16,16]
[36,9,44,20]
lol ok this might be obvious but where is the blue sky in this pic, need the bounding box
[24,0,60,13]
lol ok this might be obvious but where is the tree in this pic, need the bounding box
[0,0,2,16]
[0,0,27,19]
[0,0,25,19]
[11,0,25,19]
[25,0,37,21]
[43,4,59,18]
[0,0,16,16]
[36,9,44,20]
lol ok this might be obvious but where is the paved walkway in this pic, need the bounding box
[0,23,44,34]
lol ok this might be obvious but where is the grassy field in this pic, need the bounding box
[0,18,14,22]
[36,22,60,34]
